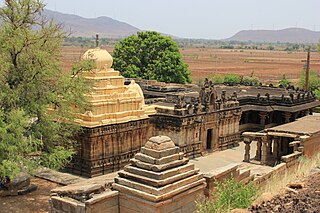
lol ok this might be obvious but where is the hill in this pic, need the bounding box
[43,9,140,38]
[226,28,320,43]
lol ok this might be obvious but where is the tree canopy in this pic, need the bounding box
[0,0,91,178]
[113,31,191,84]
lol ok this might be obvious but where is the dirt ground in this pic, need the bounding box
[249,170,320,213]
[0,178,60,213]
[60,46,320,83]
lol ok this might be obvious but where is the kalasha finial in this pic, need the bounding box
[95,34,99,48]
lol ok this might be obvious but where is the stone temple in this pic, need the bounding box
[66,47,320,177]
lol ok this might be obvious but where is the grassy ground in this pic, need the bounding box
[261,153,320,195]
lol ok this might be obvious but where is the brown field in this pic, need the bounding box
[61,46,320,84]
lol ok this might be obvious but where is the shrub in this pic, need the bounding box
[209,74,224,85]
[315,89,320,100]
[242,76,259,86]
[224,74,241,86]
[279,75,291,88]
[299,70,320,91]
[197,178,259,213]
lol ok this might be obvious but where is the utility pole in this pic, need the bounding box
[305,47,310,91]
[95,34,99,48]
[301,47,320,91]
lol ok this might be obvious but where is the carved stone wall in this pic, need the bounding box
[67,119,153,177]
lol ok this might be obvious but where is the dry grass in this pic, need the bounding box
[60,46,320,83]
[261,153,320,195]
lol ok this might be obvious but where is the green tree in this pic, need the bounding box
[0,0,91,178]
[299,70,320,91]
[113,31,191,84]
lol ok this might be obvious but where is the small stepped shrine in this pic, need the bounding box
[113,135,206,213]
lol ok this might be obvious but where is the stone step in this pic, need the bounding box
[118,168,200,187]
[130,158,189,172]
[113,178,206,202]
[141,147,179,159]
[124,164,195,180]
[236,168,251,182]
[115,173,204,196]
[134,152,184,165]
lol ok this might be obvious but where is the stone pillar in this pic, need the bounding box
[268,138,272,155]
[243,138,252,162]
[261,136,268,165]
[255,139,262,160]
[283,137,289,155]
[283,112,291,123]
[259,112,267,126]
[289,141,300,152]
[272,137,279,159]
[269,112,273,124]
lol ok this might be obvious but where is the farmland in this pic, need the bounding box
[61,46,320,84]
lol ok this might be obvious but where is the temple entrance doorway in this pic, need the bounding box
[206,129,213,150]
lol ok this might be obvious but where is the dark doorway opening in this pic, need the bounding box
[206,129,213,149]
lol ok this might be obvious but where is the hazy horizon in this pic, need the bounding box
[1,0,320,39]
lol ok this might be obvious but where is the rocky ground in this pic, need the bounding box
[249,168,320,213]
[1,178,60,213]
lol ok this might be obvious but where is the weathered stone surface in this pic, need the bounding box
[51,184,104,196]
[114,178,205,202]
[37,167,86,185]
[115,173,204,196]
[117,168,199,187]
[134,152,184,165]
[141,146,179,159]
[144,135,175,151]
[130,157,189,172]
[123,163,195,180]
[0,174,32,197]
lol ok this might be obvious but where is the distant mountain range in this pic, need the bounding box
[226,28,320,43]
[44,10,319,43]
[43,9,140,38]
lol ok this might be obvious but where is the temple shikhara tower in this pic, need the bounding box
[68,48,154,177]
[77,48,150,127]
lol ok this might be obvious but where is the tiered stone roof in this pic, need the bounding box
[75,48,151,127]
[113,136,206,203]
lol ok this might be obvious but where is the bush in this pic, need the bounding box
[197,178,258,213]
[209,74,224,85]
[224,74,241,86]
[299,70,320,91]
[279,75,291,88]
[242,76,259,86]
[315,89,320,100]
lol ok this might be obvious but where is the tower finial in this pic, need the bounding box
[95,34,99,48]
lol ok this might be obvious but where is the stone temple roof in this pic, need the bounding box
[112,136,206,202]
[75,48,153,128]
[267,113,320,136]
[83,48,113,69]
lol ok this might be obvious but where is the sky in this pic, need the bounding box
[3,0,320,39]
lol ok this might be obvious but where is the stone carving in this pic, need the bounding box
[221,90,226,103]
[265,93,270,101]
[257,93,261,100]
